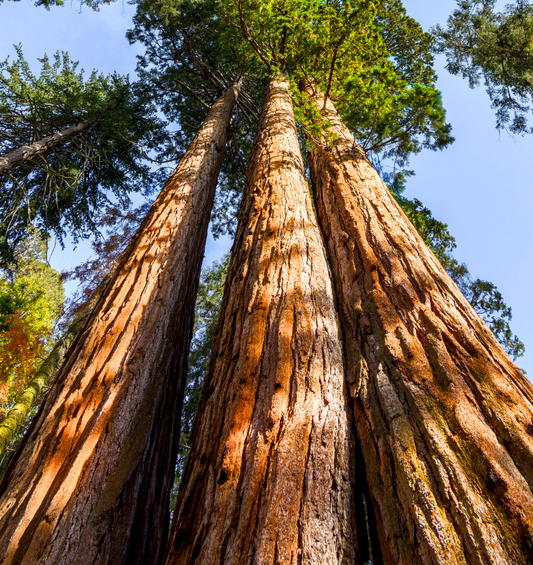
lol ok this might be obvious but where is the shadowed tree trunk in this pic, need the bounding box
[165,77,365,565]
[305,85,533,565]
[0,83,240,565]
[0,121,90,175]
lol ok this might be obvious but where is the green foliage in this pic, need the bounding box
[226,0,454,162]
[0,46,167,261]
[0,233,64,337]
[387,172,524,360]
[169,254,229,512]
[129,0,453,237]
[128,0,265,238]
[434,0,533,133]
[0,230,64,415]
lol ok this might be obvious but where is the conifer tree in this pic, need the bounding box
[305,83,533,565]
[164,1,531,562]
[0,47,165,260]
[0,84,240,565]
[434,0,533,133]
[0,1,529,562]
[127,0,265,237]
[165,75,365,565]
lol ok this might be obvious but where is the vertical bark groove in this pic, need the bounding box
[307,87,533,565]
[0,84,240,565]
[165,77,364,565]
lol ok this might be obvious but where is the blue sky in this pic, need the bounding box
[0,0,531,374]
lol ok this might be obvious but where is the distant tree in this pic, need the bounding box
[433,0,533,132]
[0,231,64,422]
[0,46,166,261]
[169,254,229,513]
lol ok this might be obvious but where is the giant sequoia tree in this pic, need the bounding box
[0,0,531,563]
[166,75,365,565]
[0,84,240,565]
[166,0,533,563]
[305,86,533,564]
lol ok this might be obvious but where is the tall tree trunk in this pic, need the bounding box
[0,84,240,565]
[165,77,364,565]
[305,86,533,565]
[0,122,90,175]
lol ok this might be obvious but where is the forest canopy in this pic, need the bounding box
[0,1,531,563]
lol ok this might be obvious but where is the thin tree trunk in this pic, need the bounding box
[306,86,533,565]
[165,77,364,565]
[0,84,240,565]
[0,122,90,174]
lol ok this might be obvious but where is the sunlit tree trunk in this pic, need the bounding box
[165,77,365,565]
[306,85,533,565]
[0,84,240,565]
[0,121,90,175]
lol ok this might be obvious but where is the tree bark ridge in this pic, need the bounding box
[306,86,533,565]
[165,77,364,565]
[0,84,240,565]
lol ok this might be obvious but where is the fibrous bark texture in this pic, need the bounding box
[0,84,240,565]
[165,78,363,565]
[0,121,89,175]
[307,88,533,565]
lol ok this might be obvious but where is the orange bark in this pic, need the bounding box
[307,87,533,565]
[165,77,364,565]
[0,85,240,565]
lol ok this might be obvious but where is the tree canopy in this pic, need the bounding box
[0,46,166,261]
[221,0,454,162]
[127,0,267,237]
[126,0,454,240]
[434,0,533,133]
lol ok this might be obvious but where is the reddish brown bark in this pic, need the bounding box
[0,84,240,565]
[165,77,364,565]
[306,87,533,565]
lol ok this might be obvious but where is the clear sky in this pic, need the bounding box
[0,0,531,374]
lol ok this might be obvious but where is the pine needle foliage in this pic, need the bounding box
[434,0,533,133]
[0,46,167,262]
